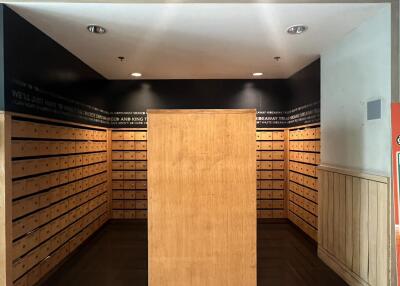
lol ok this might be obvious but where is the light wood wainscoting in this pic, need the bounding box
[317,165,391,286]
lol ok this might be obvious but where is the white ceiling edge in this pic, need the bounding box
[7,2,388,80]
[3,0,392,3]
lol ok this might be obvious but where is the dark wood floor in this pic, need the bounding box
[38,220,347,286]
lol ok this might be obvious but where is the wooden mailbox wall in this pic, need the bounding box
[147,109,257,286]
[1,113,111,286]
[0,111,327,286]
[111,129,148,219]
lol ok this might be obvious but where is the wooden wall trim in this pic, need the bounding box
[147,108,256,114]
[287,123,320,130]
[0,112,13,286]
[111,128,148,131]
[256,128,286,131]
[318,165,389,184]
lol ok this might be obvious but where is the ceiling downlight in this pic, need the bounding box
[87,24,106,34]
[286,25,308,35]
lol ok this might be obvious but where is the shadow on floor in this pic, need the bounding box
[38,220,347,286]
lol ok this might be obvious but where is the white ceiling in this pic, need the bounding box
[8,2,385,79]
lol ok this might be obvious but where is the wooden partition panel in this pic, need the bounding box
[148,109,257,286]
[8,113,110,286]
[318,165,391,286]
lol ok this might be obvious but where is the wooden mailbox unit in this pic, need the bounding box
[147,109,257,286]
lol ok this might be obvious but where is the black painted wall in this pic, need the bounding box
[287,60,320,126]
[0,6,4,111]
[3,5,109,126]
[1,4,320,128]
[102,79,292,127]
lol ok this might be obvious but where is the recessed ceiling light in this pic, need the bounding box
[252,72,263,77]
[287,25,308,35]
[87,24,106,34]
[131,72,142,77]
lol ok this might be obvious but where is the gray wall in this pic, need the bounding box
[321,6,391,175]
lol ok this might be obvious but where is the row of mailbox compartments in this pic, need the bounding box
[289,171,317,190]
[288,191,318,216]
[289,162,317,177]
[257,170,284,180]
[256,141,284,151]
[112,151,147,160]
[256,151,284,161]
[290,151,321,165]
[112,161,147,170]
[257,180,284,190]
[13,170,107,200]
[288,211,317,241]
[112,180,147,190]
[113,190,147,200]
[289,141,321,152]
[112,141,146,150]
[112,171,147,180]
[13,196,108,264]
[13,157,107,179]
[111,131,147,141]
[13,181,106,223]
[257,190,284,200]
[257,161,284,170]
[13,184,107,240]
[13,210,108,285]
[12,120,107,141]
[289,127,321,140]
[112,199,147,210]
[257,199,284,209]
[14,152,106,176]
[12,141,107,158]
[288,201,317,229]
[112,209,147,219]
[257,209,285,219]
[289,181,318,203]
[14,187,106,235]
[256,131,285,141]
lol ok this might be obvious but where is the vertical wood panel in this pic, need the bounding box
[338,174,346,263]
[352,177,361,276]
[318,169,322,244]
[333,173,340,257]
[376,182,388,286]
[328,172,334,253]
[318,166,390,286]
[345,176,353,268]
[367,181,378,285]
[322,170,329,249]
[148,110,257,286]
[359,179,369,282]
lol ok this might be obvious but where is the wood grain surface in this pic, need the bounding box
[148,109,257,286]
[317,166,390,286]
